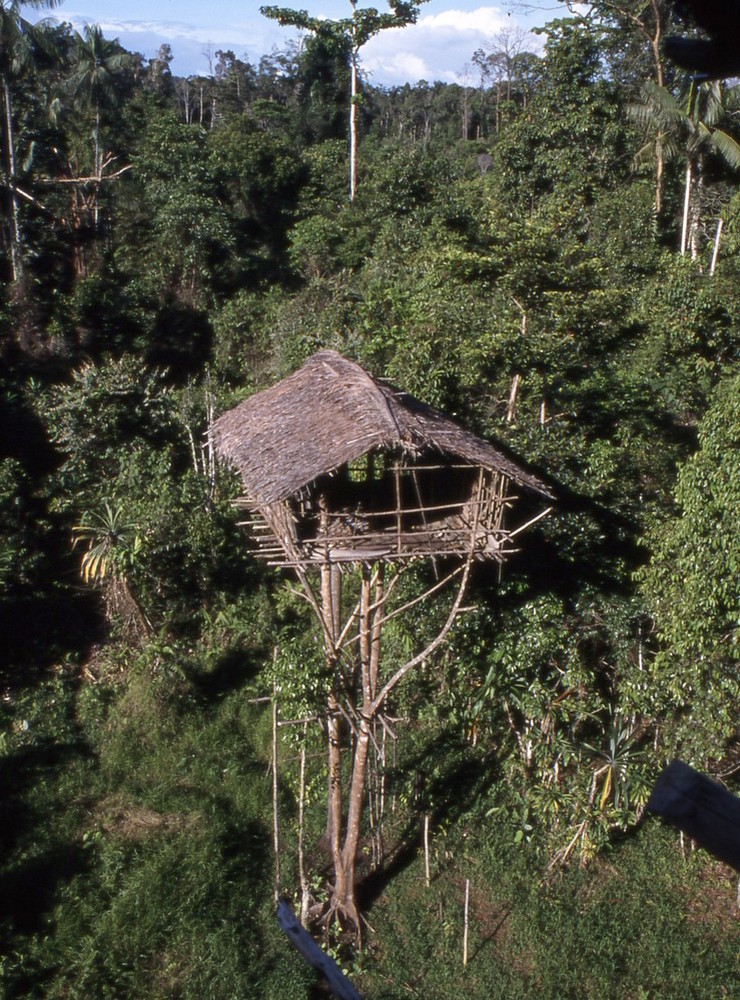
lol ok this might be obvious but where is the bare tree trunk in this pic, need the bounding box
[349,50,358,202]
[335,714,371,927]
[680,161,692,256]
[689,164,703,260]
[306,546,473,934]
[424,813,431,887]
[463,878,470,966]
[321,558,343,873]
[332,565,375,927]
[93,106,101,232]
[710,216,723,276]
[654,134,664,216]
[506,374,520,424]
[2,73,22,283]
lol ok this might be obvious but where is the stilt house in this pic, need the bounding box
[211,350,553,568]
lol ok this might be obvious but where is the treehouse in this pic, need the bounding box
[210,350,553,568]
[211,350,554,928]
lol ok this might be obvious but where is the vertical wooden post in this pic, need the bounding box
[463,878,470,967]
[424,813,431,888]
[272,677,281,903]
[298,721,310,927]
[394,463,402,555]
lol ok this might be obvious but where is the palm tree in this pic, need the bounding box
[62,26,133,273]
[0,0,61,283]
[66,26,130,181]
[72,500,149,640]
[630,78,740,255]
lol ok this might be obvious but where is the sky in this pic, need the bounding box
[40,0,574,87]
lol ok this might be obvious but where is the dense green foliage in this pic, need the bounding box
[2,0,740,994]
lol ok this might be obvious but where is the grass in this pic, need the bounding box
[0,658,312,1000]
[359,817,740,999]
[3,660,740,999]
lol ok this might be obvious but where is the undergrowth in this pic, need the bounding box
[3,658,740,999]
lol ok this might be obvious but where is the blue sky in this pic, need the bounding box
[41,1,574,86]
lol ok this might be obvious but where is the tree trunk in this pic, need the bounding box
[2,72,22,283]
[689,161,703,260]
[680,160,692,255]
[654,133,664,216]
[330,565,377,928]
[93,106,101,232]
[333,714,371,927]
[349,48,358,202]
[321,558,343,859]
[710,216,723,276]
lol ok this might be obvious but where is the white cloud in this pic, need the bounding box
[46,2,544,84]
[369,50,433,82]
[93,17,263,49]
[362,6,535,86]
[419,6,509,32]
[52,9,290,73]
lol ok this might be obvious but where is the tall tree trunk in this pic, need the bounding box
[689,160,703,260]
[349,48,358,202]
[709,216,723,276]
[680,160,692,255]
[330,564,378,928]
[651,10,665,216]
[2,72,23,284]
[654,133,664,216]
[93,105,101,232]
[321,557,344,874]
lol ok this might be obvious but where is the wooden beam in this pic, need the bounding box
[276,899,364,1000]
[648,760,740,871]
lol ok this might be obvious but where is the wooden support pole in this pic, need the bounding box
[424,813,431,888]
[463,878,470,967]
[272,678,281,903]
[298,721,310,927]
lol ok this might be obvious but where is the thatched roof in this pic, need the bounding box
[211,350,552,505]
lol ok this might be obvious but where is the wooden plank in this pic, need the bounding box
[647,760,740,870]
[275,898,364,1000]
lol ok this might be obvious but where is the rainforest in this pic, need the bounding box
[2,1,740,996]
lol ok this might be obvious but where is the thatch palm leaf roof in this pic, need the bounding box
[211,350,552,505]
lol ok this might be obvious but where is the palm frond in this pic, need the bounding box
[710,128,740,170]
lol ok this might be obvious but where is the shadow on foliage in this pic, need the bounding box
[1,384,104,688]
[187,646,266,705]
[0,842,90,936]
[359,731,499,914]
[0,384,58,474]
[0,738,93,857]
[0,737,94,962]
[0,592,104,690]
[471,472,650,612]
[146,301,213,379]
